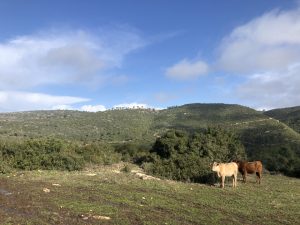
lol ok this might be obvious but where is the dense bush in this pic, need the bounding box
[114,142,152,163]
[241,125,300,178]
[76,142,121,165]
[144,128,246,183]
[249,146,300,178]
[0,139,84,172]
[0,138,122,173]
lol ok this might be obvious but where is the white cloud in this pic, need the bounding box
[52,105,74,110]
[218,7,300,74]
[216,6,300,109]
[0,28,146,90]
[80,104,106,112]
[52,104,107,112]
[166,59,208,80]
[0,91,89,112]
[236,63,300,110]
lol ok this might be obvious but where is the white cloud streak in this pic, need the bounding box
[166,59,208,80]
[0,91,89,112]
[80,104,106,112]
[52,104,107,112]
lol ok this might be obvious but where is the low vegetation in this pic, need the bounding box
[0,103,300,177]
[0,165,299,225]
[264,106,300,133]
[0,138,121,173]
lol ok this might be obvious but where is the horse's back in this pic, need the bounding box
[220,162,238,176]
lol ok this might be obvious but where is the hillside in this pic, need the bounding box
[154,103,265,131]
[0,103,300,175]
[264,106,300,133]
[0,109,157,143]
[0,103,274,141]
[0,103,299,145]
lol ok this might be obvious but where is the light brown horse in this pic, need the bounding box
[212,162,238,188]
[235,160,263,184]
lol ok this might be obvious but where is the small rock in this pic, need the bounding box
[86,173,97,176]
[43,188,50,193]
[79,214,89,220]
[92,215,111,220]
[52,183,61,187]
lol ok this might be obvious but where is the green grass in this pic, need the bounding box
[0,165,299,225]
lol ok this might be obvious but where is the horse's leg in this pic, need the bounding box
[244,171,247,183]
[221,176,225,188]
[256,171,261,184]
[234,172,237,187]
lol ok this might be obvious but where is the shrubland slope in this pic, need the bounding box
[264,106,300,133]
[0,103,299,176]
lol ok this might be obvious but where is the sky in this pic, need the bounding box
[0,0,299,112]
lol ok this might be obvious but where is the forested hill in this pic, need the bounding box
[0,103,299,145]
[264,106,300,133]
[0,103,268,142]
[0,103,300,174]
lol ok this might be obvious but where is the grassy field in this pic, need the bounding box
[0,164,299,225]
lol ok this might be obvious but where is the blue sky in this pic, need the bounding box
[0,0,299,112]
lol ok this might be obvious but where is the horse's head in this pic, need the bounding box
[212,162,220,171]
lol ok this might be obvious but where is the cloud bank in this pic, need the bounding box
[218,8,300,74]
[0,91,89,112]
[0,28,145,90]
[0,27,146,112]
[217,6,300,109]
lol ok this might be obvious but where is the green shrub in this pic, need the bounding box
[121,164,132,173]
[114,142,152,163]
[145,128,246,183]
[0,138,85,171]
[78,142,121,165]
[0,138,124,173]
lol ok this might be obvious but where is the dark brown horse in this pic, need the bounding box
[235,160,263,184]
